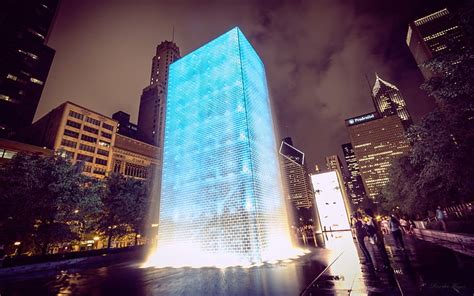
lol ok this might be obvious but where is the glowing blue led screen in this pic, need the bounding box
[155,27,293,265]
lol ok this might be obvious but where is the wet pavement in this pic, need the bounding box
[0,231,473,295]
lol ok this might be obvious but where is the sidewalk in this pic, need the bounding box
[375,233,474,295]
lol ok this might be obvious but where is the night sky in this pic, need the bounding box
[37,0,453,169]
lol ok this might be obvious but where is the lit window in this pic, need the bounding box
[30,77,44,85]
[0,94,11,101]
[7,74,18,81]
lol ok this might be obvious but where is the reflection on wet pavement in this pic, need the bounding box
[1,231,473,295]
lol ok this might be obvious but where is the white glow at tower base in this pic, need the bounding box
[143,241,306,269]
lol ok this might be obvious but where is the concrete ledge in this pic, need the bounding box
[413,228,474,257]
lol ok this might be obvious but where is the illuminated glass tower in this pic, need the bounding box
[372,74,413,130]
[147,27,295,267]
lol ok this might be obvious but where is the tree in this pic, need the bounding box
[0,152,102,255]
[383,5,474,216]
[99,174,149,248]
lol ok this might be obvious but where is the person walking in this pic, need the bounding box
[436,206,447,231]
[389,215,405,251]
[365,209,391,269]
[352,212,373,266]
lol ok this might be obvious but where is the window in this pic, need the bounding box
[93,168,106,175]
[69,110,84,120]
[1,149,17,159]
[66,120,81,129]
[83,125,99,134]
[64,129,79,138]
[79,143,95,153]
[77,154,93,162]
[61,138,77,148]
[83,165,92,173]
[63,151,74,159]
[101,131,112,139]
[98,140,110,148]
[81,135,97,143]
[97,148,109,156]
[95,158,108,166]
[102,122,114,131]
[85,116,101,126]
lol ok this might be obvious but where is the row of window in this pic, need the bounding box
[66,119,112,139]
[82,165,106,175]
[76,153,108,166]
[60,137,110,156]
[68,110,115,131]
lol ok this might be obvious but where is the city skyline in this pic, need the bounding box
[35,0,454,167]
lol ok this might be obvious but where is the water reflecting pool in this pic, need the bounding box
[1,232,381,295]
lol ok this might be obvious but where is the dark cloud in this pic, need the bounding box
[38,0,448,169]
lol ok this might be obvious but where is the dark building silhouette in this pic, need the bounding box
[279,137,315,228]
[341,143,367,205]
[372,74,413,130]
[112,111,138,139]
[0,0,58,137]
[138,41,180,146]
[406,8,464,80]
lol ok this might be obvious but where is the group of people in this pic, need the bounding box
[351,210,407,268]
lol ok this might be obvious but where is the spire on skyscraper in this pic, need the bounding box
[371,73,412,129]
[372,73,399,97]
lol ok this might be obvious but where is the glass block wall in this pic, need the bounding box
[151,27,294,266]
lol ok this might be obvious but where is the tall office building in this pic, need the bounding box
[372,74,412,129]
[147,27,295,267]
[341,143,366,205]
[138,41,180,146]
[0,0,58,137]
[279,137,314,227]
[406,8,463,79]
[23,102,118,179]
[345,113,410,199]
[325,155,344,176]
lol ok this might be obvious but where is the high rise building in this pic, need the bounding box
[345,113,410,199]
[22,101,118,179]
[112,111,139,139]
[21,101,160,181]
[325,155,344,176]
[341,143,366,205]
[149,41,180,87]
[138,41,180,146]
[0,0,58,137]
[279,137,314,228]
[372,74,412,129]
[146,27,295,267]
[406,8,463,79]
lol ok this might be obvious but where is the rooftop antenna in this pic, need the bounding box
[172,26,175,42]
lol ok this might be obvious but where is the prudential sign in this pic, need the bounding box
[346,113,378,126]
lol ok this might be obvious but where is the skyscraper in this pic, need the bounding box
[279,137,314,228]
[341,143,367,205]
[406,8,463,79]
[345,113,410,199]
[372,74,412,129]
[146,27,295,267]
[0,0,58,137]
[325,155,344,176]
[138,41,180,146]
